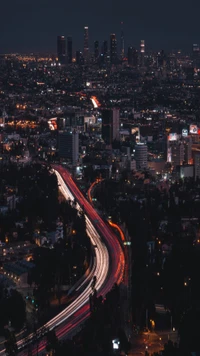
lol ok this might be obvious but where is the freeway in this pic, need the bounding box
[0,165,125,355]
[53,165,125,290]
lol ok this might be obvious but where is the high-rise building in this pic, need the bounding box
[167,135,192,167]
[140,40,145,67]
[58,130,79,165]
[135,143,148,170]
[167,140,184,167]
[67,36,73,64]
[194,152,200,180]
[157,50,166,67]
[102,108,120,144]
[182,136,192,164]
[193,43,200,67]
[57,36,66,65]
[120,22,125,59]
[84,26,89,62]
[128,47,138,66]
[100,40,108,65]
[94,41,99,61]
[76,51,84,65]
[110,34,117,65]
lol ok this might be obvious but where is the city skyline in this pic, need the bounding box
[1,0,200,53]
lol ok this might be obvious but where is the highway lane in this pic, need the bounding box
[0,165,125,355]
[53,166,125,290]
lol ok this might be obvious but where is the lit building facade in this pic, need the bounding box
[57,35,66,64]
[140,39,145,67]
[58,130,79,165]
[135,143,148,170]
[67,36,73,64]
[102,108,120,144]
[94,40,99,61]
[120,22,125,59]
[167,135,192,167]
[84,26,89,62]
[110,34,117,65]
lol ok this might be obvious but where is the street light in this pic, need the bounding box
[112,339,120,350]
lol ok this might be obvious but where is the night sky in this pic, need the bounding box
[1,0,200,53]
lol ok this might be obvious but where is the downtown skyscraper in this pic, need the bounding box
[57,35,66,65]
[140,40,145,67]
[67,36,73,64]
[110,34,117,65]
[94,40,99,61]
[84,26,89,62]
[120,22,125,59]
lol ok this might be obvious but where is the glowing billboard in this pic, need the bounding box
[182,129,188,137]
[190,125,198,134]
[168,133,178,141]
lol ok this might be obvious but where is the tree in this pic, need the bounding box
[8,289,26,330]
[4,330,18,356]
[46,329,58,355]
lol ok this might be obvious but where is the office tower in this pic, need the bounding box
[94,41,99,61]
[100,40,108,65]
[135,143,148,170]
[120,22,125,59]
[157,50,166,67]
[167,140,184,167]
[193,43,200,67]
[194,152,200,180]
[193,43,199,57]
[67,36,73,64]
[102,108,120,144]
[84,26,89,62]
[167,135,192,167]
[110,34,117,65]
[57,118,66,130]
[57,36,66,65]
[76,51,84,65]
[182,136,192,164]
[58,130,79,165]
[140,40,145,67]
[103,40,108,57]
[128,47,138,66]
[128,47,133,65]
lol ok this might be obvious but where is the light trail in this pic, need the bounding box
[108,221,125,242]
[0,166,125,355]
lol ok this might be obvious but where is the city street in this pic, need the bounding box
[130,330,178,355]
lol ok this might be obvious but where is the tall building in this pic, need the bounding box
[193,43,200,67]
[120,21,125,59]
[128,47,138,66]
[84,26,89,62]
[58,130,79,165]
[194,152,200,180]
[67,36,73,64]
[110,34,117,65]
[167,135,192,167]
[102,109,120,144]
[57,36,66,65]
[167,138,184,167]
[135,143,148,170]
[94,41,99,61]
[157,50,166,67]
[76,51,84,65]
[182,136,192,164]
[100,40,108,65]
[140,40,145,67]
